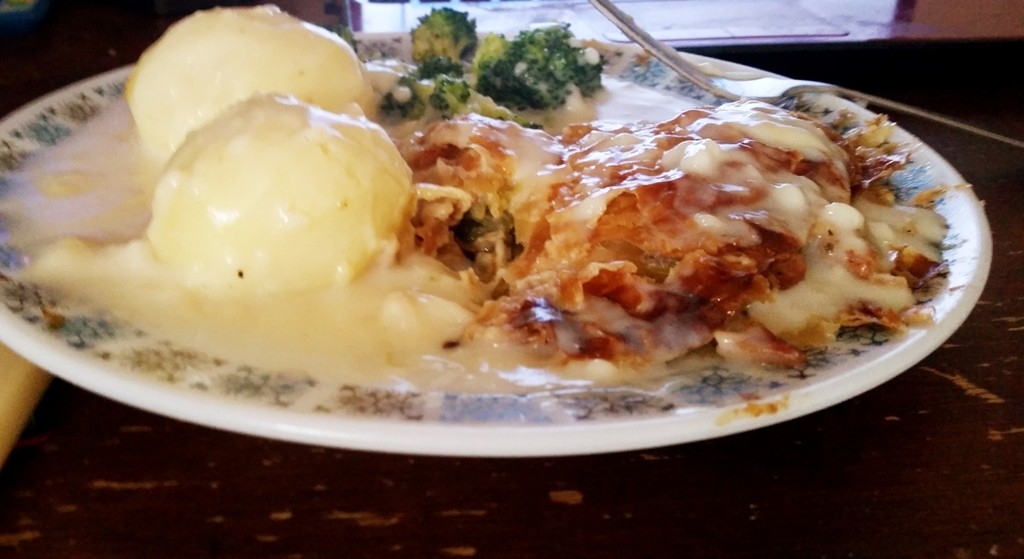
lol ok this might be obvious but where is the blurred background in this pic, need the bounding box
[116,0,1024,48]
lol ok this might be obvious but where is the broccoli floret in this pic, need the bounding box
[472,32,508,68]
[472,24,604,111]
[381,73,476,121]
[426,77,539,127]
[380,75,432,120]
[381,53,539,128]
[411,8,478,64]
[430,76,472,116]
[416,55,465,79]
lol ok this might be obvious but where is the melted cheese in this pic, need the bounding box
[748,199,920,345]
[449,100,944,365]
[856,197,947,263]
[694,101,848,166]
[3,81,945,388]
[3,84,696,391]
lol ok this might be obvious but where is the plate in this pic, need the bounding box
[0,37,992,457]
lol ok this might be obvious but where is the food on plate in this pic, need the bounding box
[379,12,603,129]
[126,4,372,162]
[146,95,413,293]
[409,7,478,72]
[471,25,603,111]
[404,101,945,368]
[3,6,948,387]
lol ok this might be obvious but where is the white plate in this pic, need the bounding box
[0,37,991,457]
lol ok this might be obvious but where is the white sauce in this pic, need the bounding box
[662,139,725,176]
[34,237,612,393]
[595,77,703,124]
[3,75,942,389]
[2,79,698,393]
[697,101,847,166]
[748,247,915,340]
[855,197,946,263]
[747,202,921,342]
[0,102,160,250]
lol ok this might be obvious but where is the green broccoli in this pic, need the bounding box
[381,73,477,121]
[472,32,508,69]
[416,55,465,79]
[472,24,604,111]
[411,8,478,64]
[430,76,472,116]
[380,75,432,120]
[382,70,537,127]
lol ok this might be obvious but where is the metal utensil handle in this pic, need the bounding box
[586,0,739,101]
[587,0,1024,150]
[837,86,1024,150]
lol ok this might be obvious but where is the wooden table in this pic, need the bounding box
[2,1,1022,557]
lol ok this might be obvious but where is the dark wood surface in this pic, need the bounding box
[2,1,1023,557]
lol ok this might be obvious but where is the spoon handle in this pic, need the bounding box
[837,86,1024,150]
[586,0,737,100]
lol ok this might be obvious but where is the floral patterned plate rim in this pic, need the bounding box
[0,39,991,457]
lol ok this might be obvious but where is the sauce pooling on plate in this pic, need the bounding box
[2,79,703,393]
[6,90,946,392]
[0,4,946,391]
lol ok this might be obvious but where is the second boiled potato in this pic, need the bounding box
[146,95,413,294]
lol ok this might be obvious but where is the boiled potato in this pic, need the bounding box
[146,94,413,293]
[126,4,372,162]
